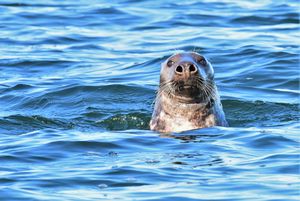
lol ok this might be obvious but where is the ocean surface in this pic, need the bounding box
[0,0,299,200]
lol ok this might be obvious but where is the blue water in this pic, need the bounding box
[0,0,299,200]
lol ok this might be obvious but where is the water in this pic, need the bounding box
[0,0,299,200]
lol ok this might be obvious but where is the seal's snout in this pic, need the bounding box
[175,61,198,77]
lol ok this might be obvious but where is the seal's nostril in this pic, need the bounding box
[189,64,196,72]
[176,66,183,73]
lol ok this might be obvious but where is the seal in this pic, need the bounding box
[150,52,228,133]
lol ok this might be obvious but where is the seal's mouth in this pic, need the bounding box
[158,78,216,104]
[183,85,192,89]
[176,79,200,92]
[178,85,195,91]
[173,81,203,102]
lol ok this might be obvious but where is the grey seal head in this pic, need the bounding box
[150,52,228,133]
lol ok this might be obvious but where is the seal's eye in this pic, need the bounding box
[167,60,174,67]
[197,57,207,66]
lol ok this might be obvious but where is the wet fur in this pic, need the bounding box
[150,52,228,133]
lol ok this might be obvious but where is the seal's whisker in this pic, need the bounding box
[205,82,217,96]
[154,80,176,103]
[194,77,218,104]
[204,84,216,98]
[203,86,210,102]
[204,87,218,104]
[152,81,174,107]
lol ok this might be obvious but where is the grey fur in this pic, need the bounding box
[150,52,228,133]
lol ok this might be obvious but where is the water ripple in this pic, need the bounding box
[0,0,299,200]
